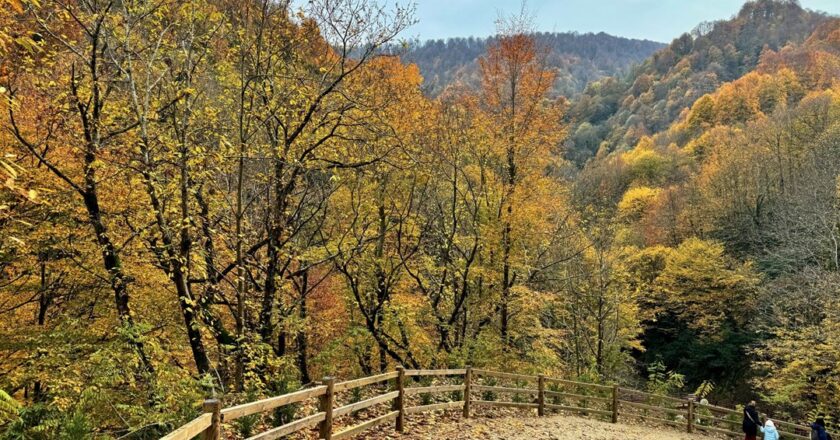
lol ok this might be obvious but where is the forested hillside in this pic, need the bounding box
[0,0,838,438]
[399,32,665,97]
[566,0,829,163]
[569,0,840,420]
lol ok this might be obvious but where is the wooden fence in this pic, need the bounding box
[160,367,816,440]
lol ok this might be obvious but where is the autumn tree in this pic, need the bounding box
[5,0,156,374]
[476,12,566,349]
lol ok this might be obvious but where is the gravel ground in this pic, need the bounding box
[366,413,720,440]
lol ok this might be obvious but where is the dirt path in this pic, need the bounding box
[382,414,720,440]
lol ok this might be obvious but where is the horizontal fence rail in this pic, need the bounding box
[221,386,328,421]
[159,368,822,440]
[159,412,212,440]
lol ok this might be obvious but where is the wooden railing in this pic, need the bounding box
[160,367,817,440]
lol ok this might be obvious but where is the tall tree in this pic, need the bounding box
[476,12,566,347]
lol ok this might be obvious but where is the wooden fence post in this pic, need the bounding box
[537,375,545,417]
[396,366,405,432]
[463,366,472,418]
[319,377,335,440]
[687,399,695,433]
[202,399,221,440]
[611,384,619,424]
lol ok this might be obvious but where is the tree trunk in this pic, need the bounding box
[297,296,311,384]
[82,183,155,374]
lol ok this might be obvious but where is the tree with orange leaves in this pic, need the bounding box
[476,11,567,349]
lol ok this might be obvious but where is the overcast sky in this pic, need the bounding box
[406,0,840,43]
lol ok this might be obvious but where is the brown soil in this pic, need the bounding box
[362,413,721,440]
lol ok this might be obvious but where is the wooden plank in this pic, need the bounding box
[687,400,694,433]
[333,372,398,393]
[472,400,539,409]
[160,413,211,440]
[405,384,465,395]
[405,401,464,415]
[611,384,618,424]
[545,403,612,417]
[333,391,399,418]
[463,367,472,418]
[618,387,686,404]
[246,412,326,440]
[544,377,613,391]
[473,369,537,382]
[202,399,221,440]
[222,386,328,421]
[698,413,740,427]
[473,384,538,395]
[744,410,810,439]
[618,400,685,415]
[696,402,739,415]
[318,377,335,440]
[332,411,399,440]
[404,369,467,377]
[396,366,405,432]
[544,390,612,403]
[771,418,808,429]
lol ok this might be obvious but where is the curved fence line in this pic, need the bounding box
[160,367,816,440]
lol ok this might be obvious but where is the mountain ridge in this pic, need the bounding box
[566,0,831,162]
[396,31,666,97]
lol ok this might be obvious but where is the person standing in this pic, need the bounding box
[742,401,760,440]
[810,416,831,440]
[761,420,780,440]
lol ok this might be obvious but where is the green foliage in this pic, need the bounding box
[57,412,92,440]
[1,405,92,440]
[694,380,715,400]
[645,361,685,396]
[420,392,433,406]
[481,378,498,402]
[268,380,300,427]
[233,414,260,439]
[350,387,363,405]
[547,382,563,405]
[0,391,19,425]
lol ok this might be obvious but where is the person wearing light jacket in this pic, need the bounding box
[761,420,780,440]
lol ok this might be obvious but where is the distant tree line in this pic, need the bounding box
[396,31,665,97]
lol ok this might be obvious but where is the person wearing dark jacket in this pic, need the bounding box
[811,417,831,440]
[742,401,760,440]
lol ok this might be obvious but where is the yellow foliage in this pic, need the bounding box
[618,186,662,220]
[621,142,671,185]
